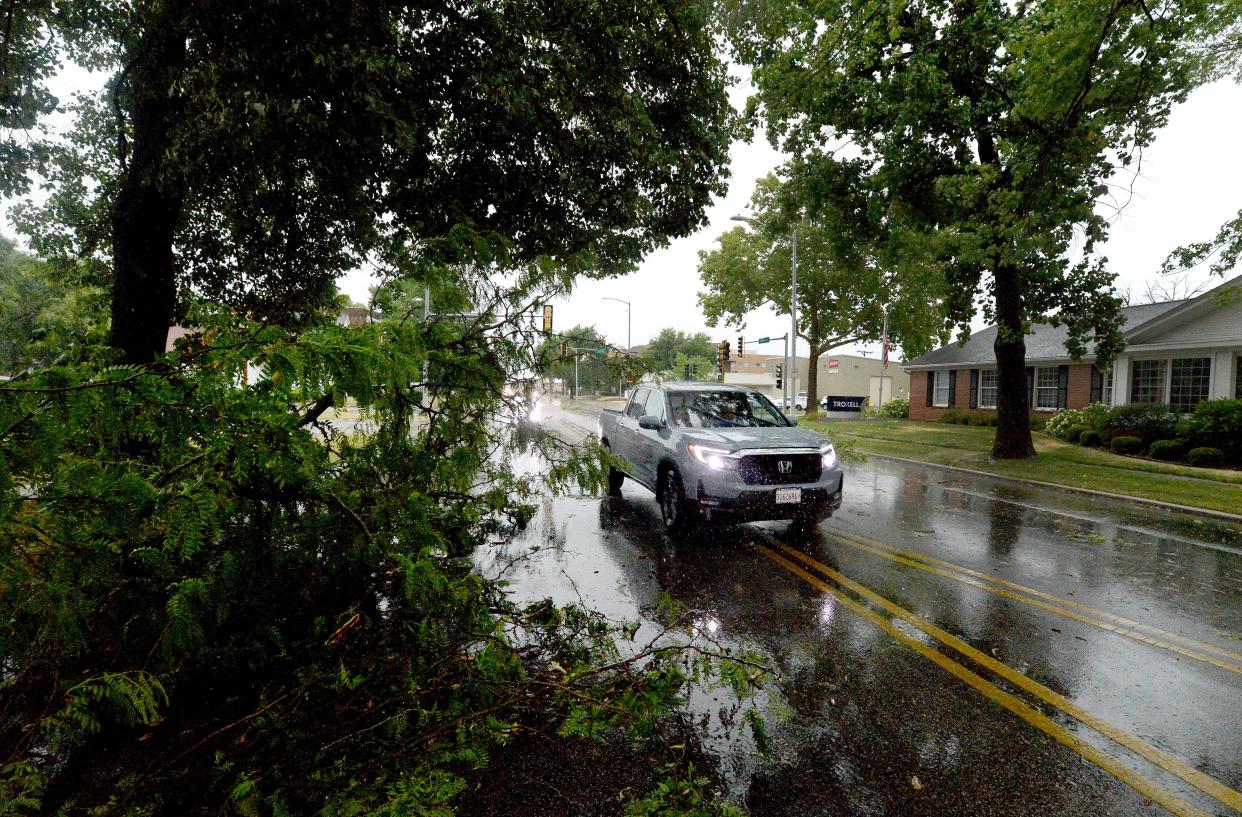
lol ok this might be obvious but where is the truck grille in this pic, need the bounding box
[738,453,821,485]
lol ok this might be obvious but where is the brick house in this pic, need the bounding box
[904,275,1242,422]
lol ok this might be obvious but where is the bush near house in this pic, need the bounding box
[1187,447,1226,468]
[939,408,965,424]
[1110,435,1143,455]
[1046,408,1084,439]
[1079,402,1111,433]
[878,398,909,419]
[1065,424,1089,443]
[1177,399,1242,463]
[967,411,999,426]
[1079,429,1103,447]
[1148,439,1186,461]
[1102,404,1179,446]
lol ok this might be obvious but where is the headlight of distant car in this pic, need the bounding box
[688,444,739,471]
[820,443,838,469]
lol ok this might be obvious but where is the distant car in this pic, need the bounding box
[794,392,808,410]
[596,382,844,536]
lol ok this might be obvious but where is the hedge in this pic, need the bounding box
[1110,435,1142,455]
[1187,447,1226,468]
[1147,439,1185,461]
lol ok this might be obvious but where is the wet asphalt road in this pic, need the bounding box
[481,401,1242,817]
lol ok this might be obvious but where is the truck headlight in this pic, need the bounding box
[688,444,738,471]
[820,444,838,469]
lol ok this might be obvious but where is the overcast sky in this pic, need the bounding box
[9,57,1242,362]
[481,75,1242,361]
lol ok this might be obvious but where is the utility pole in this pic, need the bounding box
[602,297,631,395]
[790,229,798,418]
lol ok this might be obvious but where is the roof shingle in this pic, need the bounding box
[905,300,1186,368]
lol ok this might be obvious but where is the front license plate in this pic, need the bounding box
[775,488,801,504]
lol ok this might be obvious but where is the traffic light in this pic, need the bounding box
[720,339,731,362]
[559,340,568,357]
[738,336,744,358]
[690,361,698,377]
[683,362,690,380]
[775,363,783,390]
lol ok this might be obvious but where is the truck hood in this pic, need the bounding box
[680,425,831,452]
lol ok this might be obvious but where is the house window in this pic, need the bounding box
[1034,367,1060,410]
[978,369,998,409]
[1101,369,1114,406]
[1169,357,1211,412]
[1130,359,1166,404]
[1236,356,1241,399]
[933,371,950,407]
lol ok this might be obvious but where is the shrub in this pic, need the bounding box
[1110,435,1143,455]
[1065,424,1089,443]
[1079,430,1102,447]
[1186,447,1226,468]
[1147,439,1186,461]
[1029,414,1048,431]
[879,398,909,419]
[1178,399,1242,463]
[968,411,999,426]
[1046,408,1084,439]
[1102,403,1178,445]
[1079,402,1110,433]
[939,408,964,424]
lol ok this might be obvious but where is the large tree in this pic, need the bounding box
[538,325,619,397]
[642,327,719,373]
[727,0,1218,457]
[0,4,758,815]
[698,175,945,413]
[7,0,734,363]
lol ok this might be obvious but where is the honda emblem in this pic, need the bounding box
[777,460,793,474]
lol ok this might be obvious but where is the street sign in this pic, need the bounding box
[824,396,865,412]
[595,347,607,358]
[758,336,770,344]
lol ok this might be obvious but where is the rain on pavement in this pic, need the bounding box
[479,399,1242,817]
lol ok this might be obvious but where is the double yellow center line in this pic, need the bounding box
[827,527,1242,675]
[753,534,1242,817]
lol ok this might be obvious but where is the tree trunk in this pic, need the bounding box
[805,348,820,418]
[991,263,1036,459]
[108,9,187,364]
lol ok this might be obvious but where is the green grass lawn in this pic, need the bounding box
[804,418,1242,516]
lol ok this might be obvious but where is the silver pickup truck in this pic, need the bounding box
[597,382,843,535]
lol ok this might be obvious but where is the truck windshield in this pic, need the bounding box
[667,391,789,428]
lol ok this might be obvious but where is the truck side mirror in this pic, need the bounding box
[638,415,664,431]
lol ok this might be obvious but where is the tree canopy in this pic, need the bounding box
[698,174,945,412]
[0,3,755,815]
[642,328,719,373]
[7,0,735,362]
[538,325,622,397]
[726,0,1221,456]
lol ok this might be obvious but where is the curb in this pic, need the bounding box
[865,453,1242,525]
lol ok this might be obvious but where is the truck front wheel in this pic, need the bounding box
[659,468,697,536]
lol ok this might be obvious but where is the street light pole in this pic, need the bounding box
[602,296,631,395]
[731,214,798,415]
[790,228,798,418]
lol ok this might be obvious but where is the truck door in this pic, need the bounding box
[613,388,647,476]
[632,389,670,487]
